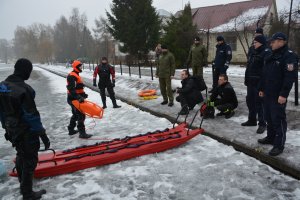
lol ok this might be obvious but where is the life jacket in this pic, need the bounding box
[67,71,85,94]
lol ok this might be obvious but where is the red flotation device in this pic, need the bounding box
[9,123,204,178]
[72,100,104,119]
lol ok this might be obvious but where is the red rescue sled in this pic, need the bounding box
[72,100,104,119]
[9,124,204,178]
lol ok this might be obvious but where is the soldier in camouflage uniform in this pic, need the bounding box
[186,36,207,77]
[156,45,176,107]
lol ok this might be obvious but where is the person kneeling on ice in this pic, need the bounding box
[0,58,50,200]
[93,57,121,109]
[67,60,92,138]
[208,74,238,119]
[176,70,204,115]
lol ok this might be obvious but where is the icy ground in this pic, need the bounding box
[0,64,300,200]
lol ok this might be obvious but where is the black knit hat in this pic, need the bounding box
[216,35,224,42]
[254,35,266,45]
[14,58,33,80]
[101,57,108,61]
[161,44,168,49]
[255,28,264,34]
[194,36,201,41]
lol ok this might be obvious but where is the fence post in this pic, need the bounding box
[138,61,141,78]
[295,66,299,106]
[129,62,131,77]
[120,61,123,75]
[150,61,154,80]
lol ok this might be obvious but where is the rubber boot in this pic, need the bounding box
[100,92,107,109]
[23,189,46,200]
[78,129,92,139]
[68,126,79,135]
[112,97,121,108]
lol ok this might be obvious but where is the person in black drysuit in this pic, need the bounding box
[242,34,271,134]
[0,58,50,200]
[66,60,92,139]
[176,70,204,115]
[209,74,238,119]
[210,35,232,92]
[93,57,121,109]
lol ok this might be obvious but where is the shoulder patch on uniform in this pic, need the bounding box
[287,64,294,71]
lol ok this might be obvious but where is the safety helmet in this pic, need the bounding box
[72,60,82,73]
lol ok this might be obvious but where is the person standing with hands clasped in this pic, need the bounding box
[93,57,121,109]
[258,32,298,156]
[155,45,176,107]
[67,60,92,139]
[0,58,50,200]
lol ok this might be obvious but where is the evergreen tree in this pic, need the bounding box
[106,0,160,59]
[161,3,197,67]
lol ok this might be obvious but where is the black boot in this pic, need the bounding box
[68,126,79,135]
[112,97,121,108]
[241,120,257,126]
[258,137,273,145]
[23,189,46,200]
[256,125,266,134]
[102,104,107,109]
[78,129,92,139]
[161,100,168,105]
[269,147,283,156]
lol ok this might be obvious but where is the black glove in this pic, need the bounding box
[83,93,88,98]
[112,80,115,88]
[78,96,84,103]
[93,79,97,87]
[40,133,50,150]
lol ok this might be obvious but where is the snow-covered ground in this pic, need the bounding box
[0,64,300,199]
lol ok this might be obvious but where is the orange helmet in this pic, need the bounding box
[72,60,82,72]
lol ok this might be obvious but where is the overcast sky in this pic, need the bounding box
[0,0,292,40]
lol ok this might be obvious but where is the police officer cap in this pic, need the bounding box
[270,32,287,41]
[254,35,266,45]
[216,35,224,42]
[14,58,33,80]
[161,44,168,49]
[255,27,264,34]
[194,36,201,41]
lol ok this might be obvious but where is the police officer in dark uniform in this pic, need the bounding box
[176,70,204,115]
[242,35,271,134]
[0,58,50,200]
[93,57,121,109]
[67,60,92,138]
[211,36,232,92]
[209,74,238,119]
[258,32,298,156]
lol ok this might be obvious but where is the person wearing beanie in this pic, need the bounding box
[186,36,208,77]
[257,32,298,156]
[156,44,176,107]
[67,60,92,138]
[242,35,270,134]
[0,58,49,199]
[210,35,232,92]
[255,27,264,35]
[93,57,121,109]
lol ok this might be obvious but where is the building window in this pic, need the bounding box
[226,36,237,51]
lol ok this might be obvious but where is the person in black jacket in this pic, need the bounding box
[176,70,204,115]
[0,58,50,200]
[67,60,92,138]
[258,32,298,156]
[93,57,121,109]
[242,35,271,134]
[211,36,232,92]
[209,74,238,119]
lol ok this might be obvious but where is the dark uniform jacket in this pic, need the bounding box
[0,75,45,144]
[177,77,204,106]
[210,82,238,108]
[214,43,232,69]
[245,45,271,86]
[260,45,298,98]
[93,64,115,88]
